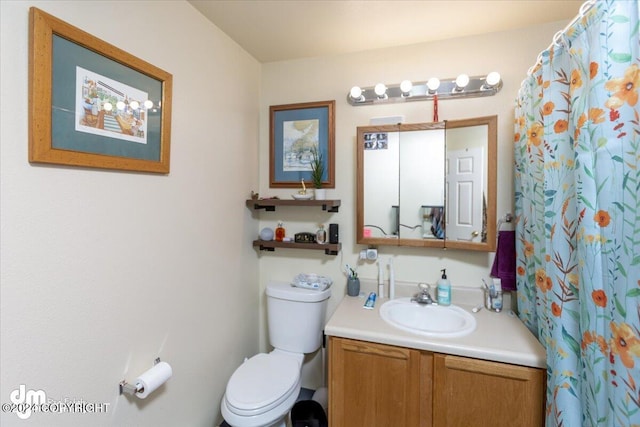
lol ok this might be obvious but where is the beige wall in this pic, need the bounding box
[1,0,570,423]
[0,1,260,426]
[258,21,566,388]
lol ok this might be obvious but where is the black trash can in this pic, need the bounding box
[290,399,328,427]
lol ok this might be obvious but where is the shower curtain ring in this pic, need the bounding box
[579,0,595,17]
[552,31,563,47]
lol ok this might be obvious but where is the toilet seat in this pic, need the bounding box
[224,352,301,417]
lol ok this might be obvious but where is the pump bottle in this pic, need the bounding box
[437,268,451,306]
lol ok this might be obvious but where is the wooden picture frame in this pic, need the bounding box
[269,100,335,188]
[29,7,173,173]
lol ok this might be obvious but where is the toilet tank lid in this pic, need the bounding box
[266,281,331,302]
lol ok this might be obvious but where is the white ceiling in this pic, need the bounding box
[188,0,585,63]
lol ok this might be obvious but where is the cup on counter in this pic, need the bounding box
[484,287,503,312]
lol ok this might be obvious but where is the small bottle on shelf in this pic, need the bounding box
[316,224,327,244]
[275,221,285,242]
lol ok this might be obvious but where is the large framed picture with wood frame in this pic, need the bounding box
[29,7,173,173]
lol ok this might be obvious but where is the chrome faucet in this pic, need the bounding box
[411,283,434,305]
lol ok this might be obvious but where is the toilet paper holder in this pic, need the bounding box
[119,357,161,396]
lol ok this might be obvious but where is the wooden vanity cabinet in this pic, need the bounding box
[432,354,545,427]
[328,337,431,427]
[328,337,545,427]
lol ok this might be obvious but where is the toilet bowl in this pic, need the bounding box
[221,350,303,427]
[221,282,331,427]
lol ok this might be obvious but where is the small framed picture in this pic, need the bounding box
[269,100,335,188]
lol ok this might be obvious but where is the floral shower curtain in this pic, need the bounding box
[514,0,640,425]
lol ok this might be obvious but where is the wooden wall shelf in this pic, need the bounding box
[246,199,341,212]
[252,240,341,255]
[246,198,341,255]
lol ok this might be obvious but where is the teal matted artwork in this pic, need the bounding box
[29,7,173,173]
[269,100,335,188]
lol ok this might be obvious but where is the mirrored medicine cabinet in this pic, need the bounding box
[356,115,497,252]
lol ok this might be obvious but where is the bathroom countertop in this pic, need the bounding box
[324,286,546,369]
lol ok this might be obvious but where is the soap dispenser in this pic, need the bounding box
[437,268,451,306]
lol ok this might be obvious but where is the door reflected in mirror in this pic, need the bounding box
[357,116,497,251]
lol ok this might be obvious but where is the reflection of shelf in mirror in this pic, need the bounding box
[252,240,341,255]
[246,199,340,212]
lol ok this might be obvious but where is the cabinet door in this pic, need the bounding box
[329,337,423,427]
[432,354,545,427]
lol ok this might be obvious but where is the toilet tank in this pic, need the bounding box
[266,282,331,354]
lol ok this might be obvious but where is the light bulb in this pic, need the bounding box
[116,101,126,110]
[455,74,469,90]
[129,100,140,110]
[144,100,154,109]
[427,77,440,92]
[374,83,387,97]
[486,71,501,87]
[350,86,363,100]
[400,80,413,96]
[103,102,113,112]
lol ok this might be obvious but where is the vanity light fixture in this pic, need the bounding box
[454,74,470,91]
[483,72,501,89]
[400,80,413,97]
[426,77,440,93]
[350,86,364,102]
[347,72,503,106]
[374,83,388,99]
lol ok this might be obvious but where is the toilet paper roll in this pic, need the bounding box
[135,361,172,399]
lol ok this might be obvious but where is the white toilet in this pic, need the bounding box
[221,282,331,427]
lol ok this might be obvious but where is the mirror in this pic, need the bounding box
[357,116,497,251]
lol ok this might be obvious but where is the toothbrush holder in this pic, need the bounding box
[483,288,503,312]
[347,277,360,297]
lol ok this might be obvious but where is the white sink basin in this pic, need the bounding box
[379,298,477,338]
